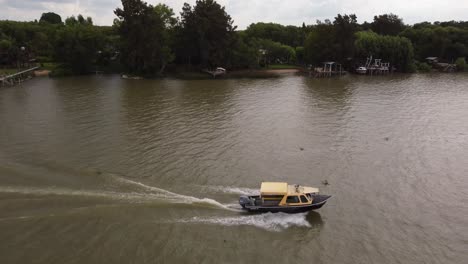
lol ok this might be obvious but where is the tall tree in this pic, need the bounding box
[354,31,415,72]
[39,12,62,24]
[114,0,174,75]
[179,0,236,67]
[304,20,336,65]
[65,15,93,26]
[333,14,358,61]
[54,25,104,74]
[371,14,406,36]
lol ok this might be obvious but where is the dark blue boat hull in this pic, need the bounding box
[240,194,331,213]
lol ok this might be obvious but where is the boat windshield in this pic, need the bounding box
[286,196,300,203]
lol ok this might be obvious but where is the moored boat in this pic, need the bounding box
[239,182,331,213]
[356,67,367,74]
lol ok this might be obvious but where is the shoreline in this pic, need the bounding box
[3,67,467,87]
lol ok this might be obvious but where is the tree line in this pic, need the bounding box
[1,0,467,76]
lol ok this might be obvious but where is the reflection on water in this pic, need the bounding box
[1,73,468,263]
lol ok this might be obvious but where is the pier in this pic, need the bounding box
[311,62,345,78]
[358,56,391,75]
[0,66,39,87]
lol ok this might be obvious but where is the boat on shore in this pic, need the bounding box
[239,182,331,213]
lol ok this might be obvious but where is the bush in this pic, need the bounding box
[49,67,73,77]
[455,57,467,71]
[36,56,53,63]
[415,61,432,72]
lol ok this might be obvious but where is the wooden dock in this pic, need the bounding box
[311,62,345,78]
[0,66,39,87]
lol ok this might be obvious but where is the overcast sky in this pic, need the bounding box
[1,0,467,29]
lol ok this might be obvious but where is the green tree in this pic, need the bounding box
[304,21,336,65]
[333,14,358,62]
[65,15,93,26]
[354,31,415,72]
[401,23,468,61]
[455,57,467,71]
[154,4,177,28]
[244,23,302,47]
[257,39,295,64]
[295,46,305,64]
[178,0,236,68]
[53,24,104,74]
[226,32,259,69]
[39,12,62,24]
[0,38,15,65]
[371,14,406,36]
[114,0,175,75]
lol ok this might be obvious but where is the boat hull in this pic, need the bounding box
[240,194,331,214]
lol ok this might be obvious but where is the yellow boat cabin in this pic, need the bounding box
[259,182,320,206]
[239,182,330,213]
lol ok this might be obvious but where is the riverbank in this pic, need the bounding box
[5,64,466,86]
[160,68,301,80]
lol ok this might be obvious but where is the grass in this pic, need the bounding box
[0,62,59,77]
[41,62,60,71]
[266,64,300,70]
[0,68,21,76]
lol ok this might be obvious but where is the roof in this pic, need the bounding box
[260,182,288,195]
[289,185,319,195]
[261,182,320,196]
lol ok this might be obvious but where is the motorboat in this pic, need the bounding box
[239,182,331,213]
[356,67,367,74]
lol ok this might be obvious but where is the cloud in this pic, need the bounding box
[0,0,467,28]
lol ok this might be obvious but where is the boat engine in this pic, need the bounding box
[239,195,252,208]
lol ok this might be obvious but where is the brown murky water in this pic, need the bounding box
[0,74,467,263]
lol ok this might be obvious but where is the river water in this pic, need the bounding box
[0,73,467,263]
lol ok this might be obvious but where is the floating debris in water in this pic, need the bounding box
[322,180,329,186]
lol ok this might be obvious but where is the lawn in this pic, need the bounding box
[0,68,20,76]
[41,62,60,71]
[267,64,300,69]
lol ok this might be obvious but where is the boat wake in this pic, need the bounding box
[107,175,240,211]
[0,185,129,199]
[0,172,241,212]
[199,185,259,196]
[177,212,312,232]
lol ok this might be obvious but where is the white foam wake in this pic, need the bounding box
[0,176,241,212]
[0,185,159,201]
[178,212,311,231]
[200,185,259,196]
[105,174,241,211]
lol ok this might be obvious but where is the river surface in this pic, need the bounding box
[0,73,467,263]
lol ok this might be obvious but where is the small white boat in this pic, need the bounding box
[203,67,227,78]
[356,67,367,74]
[215,67,226,74]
